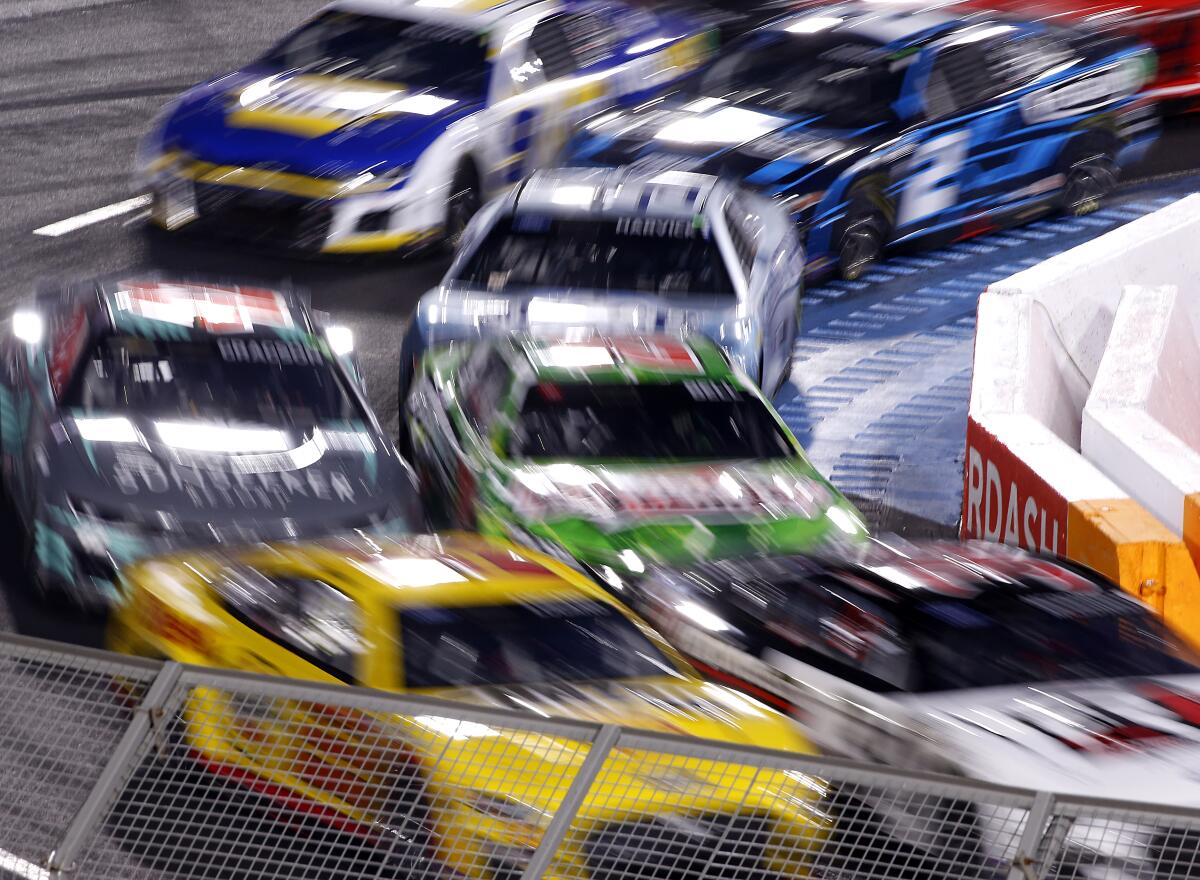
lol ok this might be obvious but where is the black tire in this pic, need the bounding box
[1060,148,1118,217]
[836,184,891,282]
[444,161,482,252]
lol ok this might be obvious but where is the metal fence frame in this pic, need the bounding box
[0,631,1197,880]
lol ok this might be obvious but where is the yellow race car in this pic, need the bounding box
[109,531,828,880]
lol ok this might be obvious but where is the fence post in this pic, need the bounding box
[519,723,621,880]
[1008,790,1059,880]
[47,661,184,874]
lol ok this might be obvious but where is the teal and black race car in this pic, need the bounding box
[405,333,867,587]
[0,276,418,608]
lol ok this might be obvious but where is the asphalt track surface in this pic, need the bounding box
[1,0,1199,640]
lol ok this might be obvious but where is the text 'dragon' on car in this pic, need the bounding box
[108,530,827,880]
[405,333,867,586]
[565,2,1159,280]
[136,0,715,254]
[402,167,806,399]
[0,277,418,607]
[634,539,1200,878]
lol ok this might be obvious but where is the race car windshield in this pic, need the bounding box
[65,336,361,426]
[454,215,736,297]
[263,11,489,97]
[515,382,794,460]
[910,590,1200,692]
[694,32,902,127]
[400,598,680,688]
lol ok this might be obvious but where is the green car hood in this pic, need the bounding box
[501,459,865,570]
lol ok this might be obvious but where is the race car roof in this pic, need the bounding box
[514,334,736,384]
[329,0,545,28]
[673,540,1117,604]
[513,167,722,221]
[764,3,988,50]
[100,279,310,338]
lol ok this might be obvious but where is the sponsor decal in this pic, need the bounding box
[109,447,358,508]
[614,216,698,239]
[48,302,90,400]
[608,336,703,372]
[217,337,324,366]
[1020,61,1142,124]
[116,281,296,333]
[962,416,1066,553]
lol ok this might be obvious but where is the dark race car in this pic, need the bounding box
[634,540,1200,873]
[565,2,1159,280]
[0,277,418,608]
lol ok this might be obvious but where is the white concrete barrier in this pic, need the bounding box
[1084,284,1200,582]
[963,194,1200,641]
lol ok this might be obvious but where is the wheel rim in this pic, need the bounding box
[1064,155,1116,217]
[840,225,881,281]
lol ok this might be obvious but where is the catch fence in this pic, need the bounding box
[0,632,1196,880]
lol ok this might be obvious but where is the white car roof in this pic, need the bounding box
[328,0,548,29]
[514,167,724,220]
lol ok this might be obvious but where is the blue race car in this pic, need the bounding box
[565,2,1160,280]
[137,0,715,254]
[0,278,419,608]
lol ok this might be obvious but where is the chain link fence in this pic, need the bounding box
[0,631,1197,880]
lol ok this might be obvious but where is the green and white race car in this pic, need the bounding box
[405,333,867,586]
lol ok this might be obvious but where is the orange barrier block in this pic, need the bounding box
[1067,498,1200,646]
[1186,493,1200,578]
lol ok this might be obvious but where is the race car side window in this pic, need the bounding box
[777,575,914,692]
[559,9,618,69]
[723,194,761,279]
[925,43,1003,118]
[528,14,578,80]
[463,349,513,438]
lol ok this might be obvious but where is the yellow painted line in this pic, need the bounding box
[1066,497,1200,646]
[321,228,438,254]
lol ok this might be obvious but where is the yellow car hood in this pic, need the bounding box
[420,676,809,751]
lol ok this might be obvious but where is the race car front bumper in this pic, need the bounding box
[143,153,445,254]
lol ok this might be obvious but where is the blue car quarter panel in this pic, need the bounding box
[138,0,716,255]
[564,3,1158,279]
[3,277,419,608]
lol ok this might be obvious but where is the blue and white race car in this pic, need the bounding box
[400,166,805,400]
[137,0,715,254]
[565,2,1160,280]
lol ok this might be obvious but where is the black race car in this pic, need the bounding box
[0,276,418,608]
[565,2,1159,280]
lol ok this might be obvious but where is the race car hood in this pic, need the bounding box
[50,411,410,538]
[160,67,481,181]
[417,286,740,351]
[423,676,811,749]
[568,98,880,190]
[896,676,1200,807]
[509,460,861,566]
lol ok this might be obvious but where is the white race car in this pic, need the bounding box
[634,540,1200,877]
[137,0,714,254]
[402,166,807,400]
